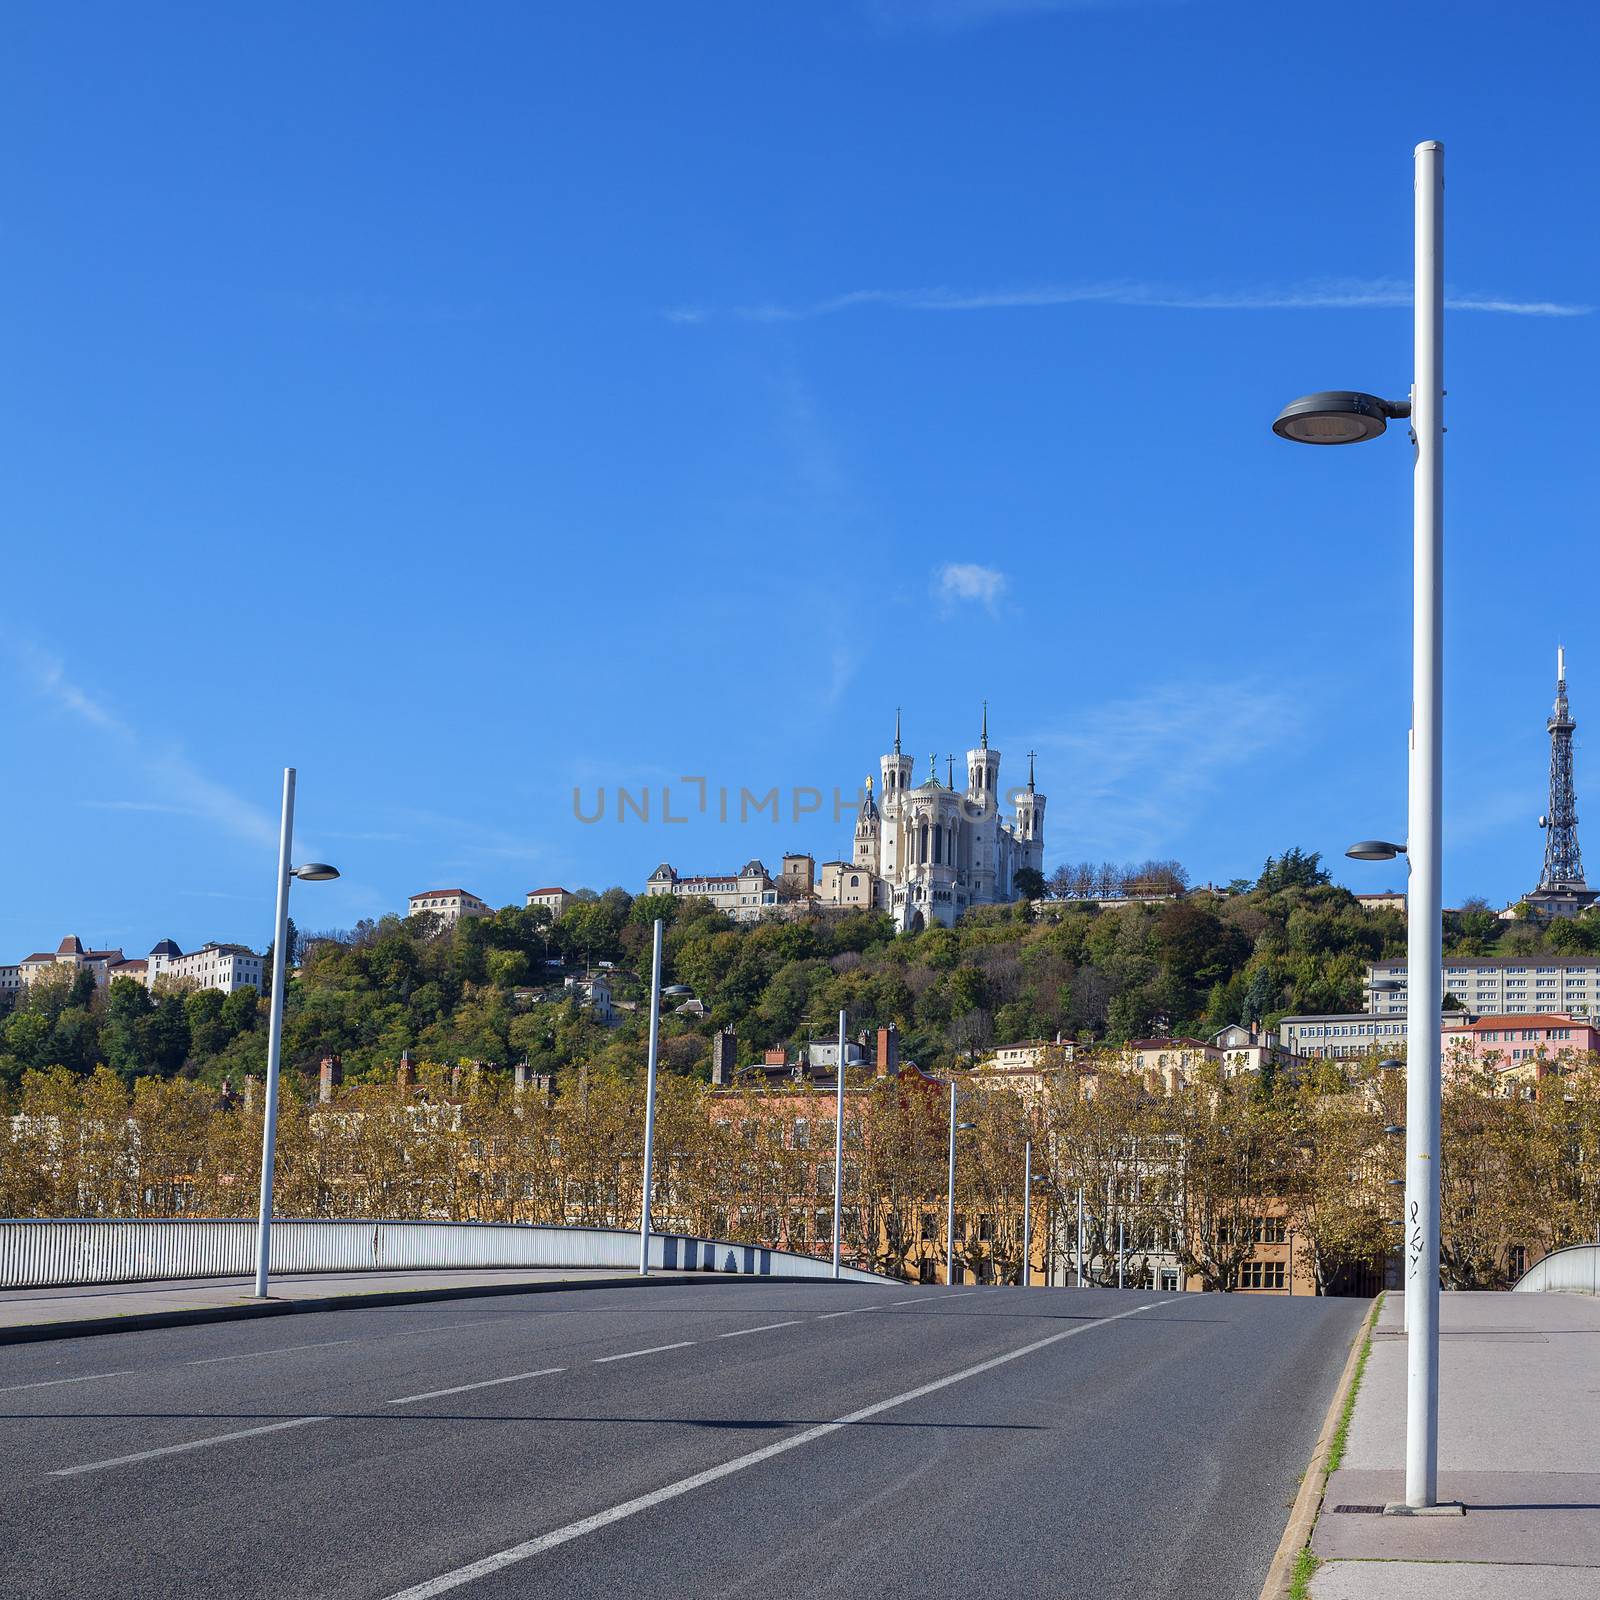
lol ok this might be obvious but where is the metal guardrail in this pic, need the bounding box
[0,1218,891,1289]
[1512,1242,1600,1295]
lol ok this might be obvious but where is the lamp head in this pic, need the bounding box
[292,863,340,882]
[1347,840,1406,862]
[1272,391,1409,445]
[1377,1057,1403,1072]
[662,984,693,997]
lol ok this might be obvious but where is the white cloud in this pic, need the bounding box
[1033,680,1300,861]
[6,635,280,854]
[936,562,1009,614]
[672,276,1589,324]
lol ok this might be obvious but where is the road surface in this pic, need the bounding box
[0,1277,1366,1599]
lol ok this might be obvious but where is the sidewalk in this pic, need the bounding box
[1309,1289,1600,1598]
[0,1267,694,1343]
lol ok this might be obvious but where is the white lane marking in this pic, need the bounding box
[813,1306,882,1320]
[0,1369,137,1395]
[388,1369,565,1405]
[717,1321,802,1339]
[49,1414,329,1477]
[591,1341,695,1364]
[186,1338,356,1365]
[380,1300,1174,1599]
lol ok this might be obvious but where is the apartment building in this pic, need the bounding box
[1366,957,1600,1018]
[1277,1013,1410,1060]
[407,889,494,926]
[18,935,127,989]
[150,942,264,995]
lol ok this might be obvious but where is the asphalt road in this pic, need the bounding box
[0,1278,1366,1600]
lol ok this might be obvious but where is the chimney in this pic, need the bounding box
[450,1064,463,1097]
[876,1024,899,1078]
[244,1073,258,1110]
[219,1077,234,1109]
[514,1063,528,1094]
[534,1071,552,1096]
[469,1061,483,1097]
[711,1028,736,1088]
[319,1054,342,1103]
[763,1047,787,1068]
[397,1050,414,1097]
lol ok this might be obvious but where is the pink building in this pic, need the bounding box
[1441,1013,1600,1078]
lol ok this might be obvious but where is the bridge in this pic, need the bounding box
[0,1219,1369,1599]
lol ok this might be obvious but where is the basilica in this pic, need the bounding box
[851,708,1046,930]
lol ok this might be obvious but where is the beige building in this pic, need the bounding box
[150,941,264,995]
[1355,891,1407,914]
[1277,1012,1409,1060]
[524,886,576,920]
[18,935,126,989]
[643,859,781,922]
[407,889,494,926]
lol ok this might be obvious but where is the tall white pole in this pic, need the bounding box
[1021,1138,1032,1288]
[1406,138,1445,1510]
[832,1008,846,1279]
[1076,1184,1085,1287]
[638,917,664,1277]
[946,1079,957,1286]
[253,767,296,1299]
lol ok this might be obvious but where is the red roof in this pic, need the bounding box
[527,887,570,897]
[409,889,477,900]
[1467,1014,1591,1031]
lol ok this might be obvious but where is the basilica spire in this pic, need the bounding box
[894,706,902,756]
[980,700,988,751]
[1027,748,1037,792]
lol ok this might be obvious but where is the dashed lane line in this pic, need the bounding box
[389,1369,566,1405]
[592,1341,695,1364]
[716,1321,802,1338]
[0,1369,137,1395]
[49,1415,329,1477]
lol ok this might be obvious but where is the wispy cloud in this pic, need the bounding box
[936,562,1009,615]
[1034,680,1300,860]
[670,276,1590,324]
[6,636,280,854]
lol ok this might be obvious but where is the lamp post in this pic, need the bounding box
[253,767,338,1300]
[637,917,692,1277]
[832,1008,847,1279]
[1275,141,1445,1512]
[1022,1138,1035,1288]
[946,1080,975,1286]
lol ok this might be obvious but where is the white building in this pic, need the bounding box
[407,889,494,927]
[853,707,1046,930]
[525,886,576,920]
[149,941,264,995]
[1366,956,1600,1018]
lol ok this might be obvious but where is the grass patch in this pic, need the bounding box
[1327,1292,1383,1476]
[1287,1547,1321,1600]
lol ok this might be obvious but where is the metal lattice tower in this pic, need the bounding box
[1539,646,1587,891]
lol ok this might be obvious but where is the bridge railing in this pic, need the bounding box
[0,1217,892,1289]
[1512,1242,1600,1295]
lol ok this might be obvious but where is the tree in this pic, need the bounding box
[1012,867,1046,902]
[1256,848,1331,893]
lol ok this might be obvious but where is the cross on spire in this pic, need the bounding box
[894,706,902,756]
[980,699,988,750]
[1027,748,1037,791]
[947,752,955,788]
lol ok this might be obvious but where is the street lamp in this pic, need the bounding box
[946,1078,976,1287]
[254,768,339,1299]
[638,916,693,1276]
[832,1008,847,1280]
[1274,140,1446,1512]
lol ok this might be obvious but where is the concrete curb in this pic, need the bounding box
[1258,1295,1381,1600]
[0,1271,871,1346]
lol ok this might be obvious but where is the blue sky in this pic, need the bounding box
[5,1,1598,956]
